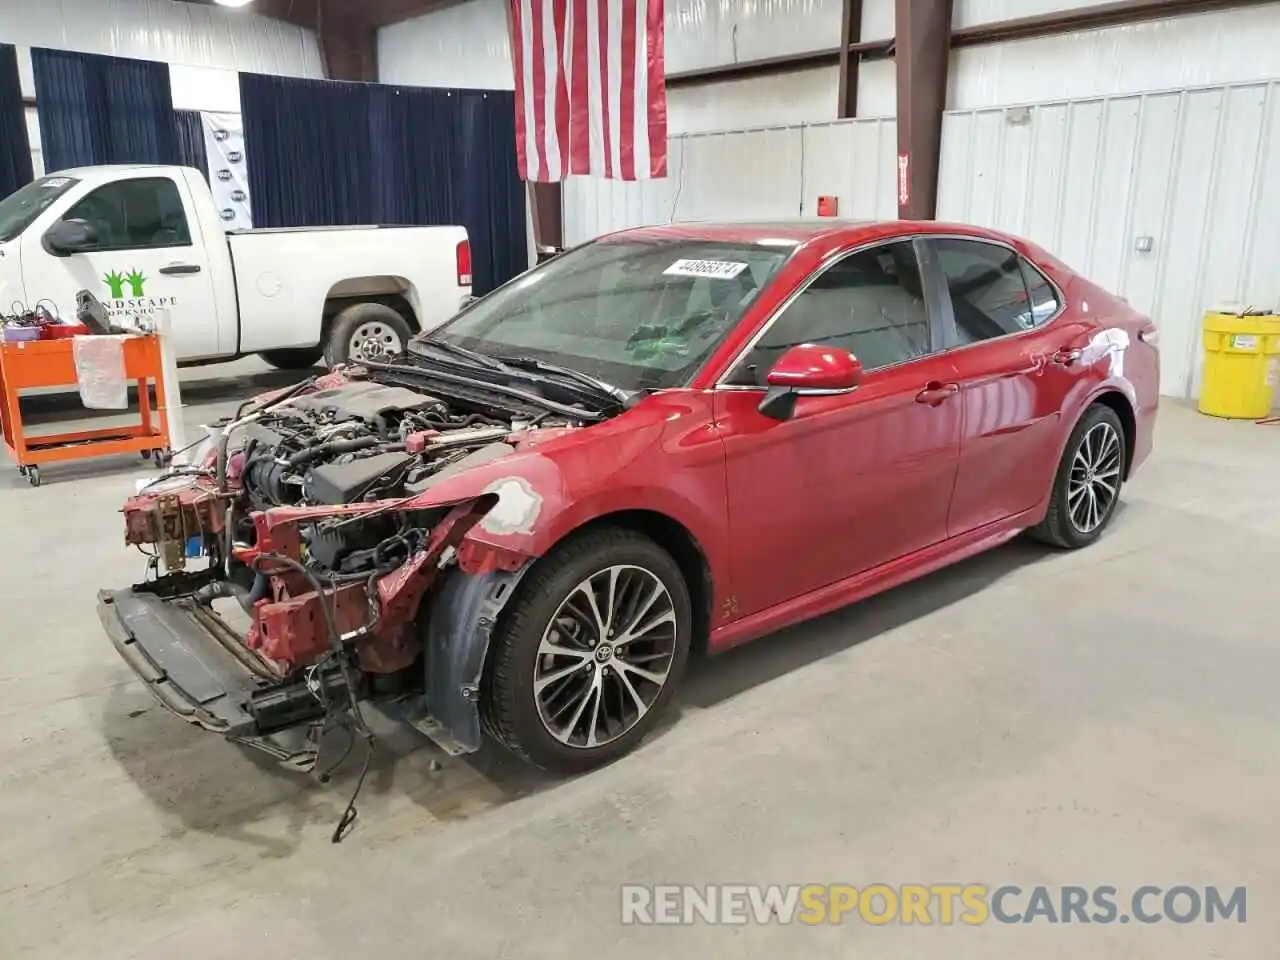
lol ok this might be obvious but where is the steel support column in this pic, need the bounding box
[894,0,952,220]
[837,0,865,118]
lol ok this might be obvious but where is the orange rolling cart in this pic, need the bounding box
[0,335,173,487]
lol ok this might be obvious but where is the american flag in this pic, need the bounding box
[508,0,668,182]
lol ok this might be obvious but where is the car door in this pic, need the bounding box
[20,173,222,359]
[714,238,964,619]
[925,237,1096,535]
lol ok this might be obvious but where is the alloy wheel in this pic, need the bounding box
[1068,421,1122,534]
[533,564,678,749]
[348,321,403,362]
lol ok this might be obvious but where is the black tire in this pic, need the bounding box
[482,528,693,773]
[323,303,414,367]
[1028,403,1126,549]
[260,347,324,371]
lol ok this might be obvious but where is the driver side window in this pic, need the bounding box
[62,177,192,252]
[726,240,932,386]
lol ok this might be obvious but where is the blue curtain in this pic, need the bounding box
[31,48,178,172]
[240,73,527,294]
[173,109,208,181]
[0,44,33,197]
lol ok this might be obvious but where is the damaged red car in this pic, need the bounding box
[100,220,1159,775]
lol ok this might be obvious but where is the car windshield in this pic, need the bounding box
[414,237,795,392]
[0,176,80,243]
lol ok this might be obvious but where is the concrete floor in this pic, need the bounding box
[0,396,1276,959]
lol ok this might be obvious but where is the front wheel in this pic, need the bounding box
[482,528,693,773]
[1029,404,1126,549]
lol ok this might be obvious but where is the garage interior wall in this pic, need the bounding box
[1,0,322,174]
[381,0,1280,402]
[562,117,899,246]
[940,4,1280,399]
[377,0,898,131]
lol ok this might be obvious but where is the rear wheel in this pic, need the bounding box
[1029,404,1126,549]
[260,347,323,371]
[483,528,692,773]
[323,303,413,367]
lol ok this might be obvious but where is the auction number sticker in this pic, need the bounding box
[664,259,749,280]
[1231,334,1259,350]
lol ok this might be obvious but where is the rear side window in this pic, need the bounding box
[932,238,1056,345]
[62,177,192,251]
[1020,259,1061,328]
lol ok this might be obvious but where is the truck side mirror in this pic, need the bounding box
[43,219,99,257]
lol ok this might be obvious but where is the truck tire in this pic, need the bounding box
[324,303,414,367]
[259,348,323,371]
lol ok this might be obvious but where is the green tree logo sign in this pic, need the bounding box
[103,269,147,299]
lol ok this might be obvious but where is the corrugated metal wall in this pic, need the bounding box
[938,80,1280,399]
[563,116,898,246]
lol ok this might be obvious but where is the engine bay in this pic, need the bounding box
[238,381,523,511]
[120,368,582,672]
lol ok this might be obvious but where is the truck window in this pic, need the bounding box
[0,176,80,243]
[62,177,192,252]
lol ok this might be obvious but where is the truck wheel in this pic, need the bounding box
[482,528,692,773]
[324,303,413,367]
[259,348,323,371]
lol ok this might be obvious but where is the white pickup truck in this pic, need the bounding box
[0,165,474,368]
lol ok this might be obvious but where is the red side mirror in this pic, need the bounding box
[766,344,863,392]
[759,344,863,421]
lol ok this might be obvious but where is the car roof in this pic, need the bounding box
[599,219,1015,247]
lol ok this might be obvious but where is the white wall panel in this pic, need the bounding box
[2,0,321,97]
[378,0,514,89]
[856,57,896,117]
[954,0,1114,28]
[563,116,897,246]
[665,0,843,73]
[669,66,840,133]
[938,81,1280,400]
[949,6,1280,111]
[860,0,895,42]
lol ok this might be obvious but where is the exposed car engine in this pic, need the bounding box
[238,381,518,512]
[121,370,578,668]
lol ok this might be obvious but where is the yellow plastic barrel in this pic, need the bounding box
[1198,312,1280,419]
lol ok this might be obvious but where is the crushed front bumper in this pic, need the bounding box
[98,588,280,738]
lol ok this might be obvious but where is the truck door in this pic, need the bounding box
[20,172,222,360]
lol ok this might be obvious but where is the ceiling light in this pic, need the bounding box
[213,0,256,7]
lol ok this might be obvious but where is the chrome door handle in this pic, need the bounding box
[915,382,959,405]
[1052,348,1082,367]
[159,263,202,276]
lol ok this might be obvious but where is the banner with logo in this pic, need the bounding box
[201,111,252,230]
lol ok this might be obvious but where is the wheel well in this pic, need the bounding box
[1090,391,1137,479]
[322,278,421,341]
[570,511,714,657]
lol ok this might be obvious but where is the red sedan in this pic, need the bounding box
[101,219,1159,778]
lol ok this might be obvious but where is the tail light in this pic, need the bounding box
[456,239,472,287]
[1138,322,1159,347]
